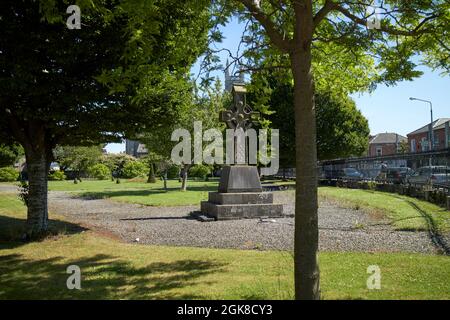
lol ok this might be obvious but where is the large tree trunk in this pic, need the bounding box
[291,0,320,300]
[24,147,50,236]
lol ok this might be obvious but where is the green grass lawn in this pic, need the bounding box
[0,192,449,299]
[12,179,450,232]
[48,179,219,206]
[319,187,450,233]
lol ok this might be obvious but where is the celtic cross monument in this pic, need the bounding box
[200,84,283,220]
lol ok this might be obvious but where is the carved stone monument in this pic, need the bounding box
[200,84,283,220]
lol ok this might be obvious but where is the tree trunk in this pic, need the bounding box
[24,148,50,236]
[147,163,156,183]
[181,164,190,191]
[163,170,168,190]
[291,0,320,300]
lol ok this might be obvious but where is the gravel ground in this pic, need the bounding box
[46,191,442,254]
[0,184,19,193]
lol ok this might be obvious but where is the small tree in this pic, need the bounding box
[0,144,23,167]
[212,0,450,299]
[0,167,19,182]
[87,164,111,180]
[122,161,148,179]
[101,154,136,179]
[54,146,103,181]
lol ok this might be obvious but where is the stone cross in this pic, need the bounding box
[220,84,260,130]
[220,84,260,165]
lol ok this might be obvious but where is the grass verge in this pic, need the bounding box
[0,192,449,299]
[48,179,218,206]
[319,187,450,233]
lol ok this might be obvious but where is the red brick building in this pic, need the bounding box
[368,133,407,157]
[407,118,450,152]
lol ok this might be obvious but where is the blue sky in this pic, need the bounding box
[106,18,449,153]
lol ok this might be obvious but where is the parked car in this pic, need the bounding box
[407,166,450,186]
[376,167,413,184]
[324,167,364,180]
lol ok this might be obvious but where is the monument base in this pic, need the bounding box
[218,165,262,193]
[201,191,284,220]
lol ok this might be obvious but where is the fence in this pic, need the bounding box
[273,148,450,210]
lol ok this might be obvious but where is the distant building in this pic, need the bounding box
[224,60,245,92]
[407,118,450,152]
[125,139,148,158]
[368,133,407,157]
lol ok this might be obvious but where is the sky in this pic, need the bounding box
[106,18,449,153]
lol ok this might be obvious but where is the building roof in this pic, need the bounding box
[136,143,148,154]
[407,118,450,136]
[369,133,407,144]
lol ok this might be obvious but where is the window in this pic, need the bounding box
[421,137,428,151]
[411,139,416,152]
[376,147,382,156]
[433,136,439,148]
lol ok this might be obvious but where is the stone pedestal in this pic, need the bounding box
[201,165,283,220]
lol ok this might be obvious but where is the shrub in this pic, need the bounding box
[48,170,66,181]
[100,153,136,177]
[189,164,211,180]
[0,166,19,182]
[166,165,180,179]
[122,161,148,179]
[87,163,111,180]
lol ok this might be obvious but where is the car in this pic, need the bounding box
[407,166,450,186]
[324,167,364,180]
[376,167,413,184]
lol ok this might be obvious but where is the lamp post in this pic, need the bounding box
[410,97,434,167]
[409,97,434,151]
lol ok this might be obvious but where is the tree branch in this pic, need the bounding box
[313,0,335,29]
[332,3,437,36]
[237,0,293,53]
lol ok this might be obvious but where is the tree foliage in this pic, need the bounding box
[249,77,369,165]
[54,145,103,177]
[0,0,211,233]
[210,0,450,299]
[0,144,24,167]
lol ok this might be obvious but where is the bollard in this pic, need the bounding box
[447,196,450,211]
[424,190,430,202]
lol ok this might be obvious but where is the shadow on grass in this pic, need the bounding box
[378,193,450,255]
[0,215,87,249]
[0,253,225,299]
[77,185,217,201]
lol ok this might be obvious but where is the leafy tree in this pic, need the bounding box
[398,140,409,154]
[54,146,103,180]
[0,144,24,167]
[122,161,148,179]
[48,170,66,181]
[100,153,136,178]
[0,0,210,235]
[214,0,450,299]
[140,152,165,184]
[138,78,227,191]
[0,167,19,182]
[249,77,369,165]
[189,164,212,181]
[87,164,111,180]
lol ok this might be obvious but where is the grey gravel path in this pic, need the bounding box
[0,184,19,193]
[47,191,441,254]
